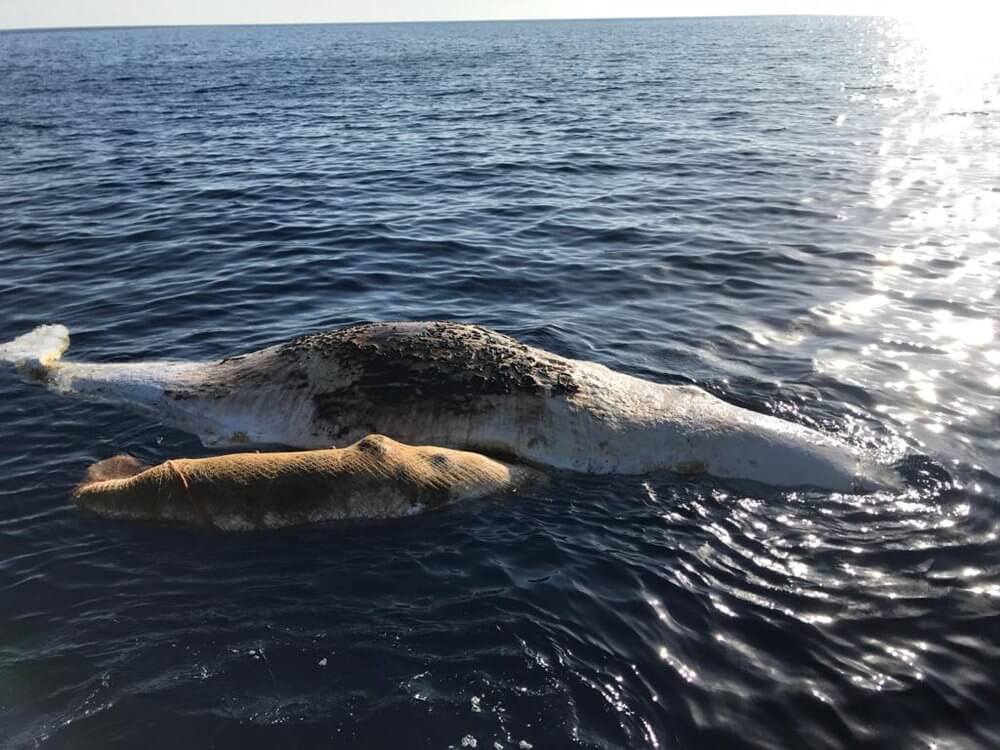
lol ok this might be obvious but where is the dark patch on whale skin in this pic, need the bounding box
[160,321,582,446]
[278,322,580,435]
[281,321,578,397]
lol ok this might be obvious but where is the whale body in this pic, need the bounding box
[74,435,534,530]
[1,321,898,490]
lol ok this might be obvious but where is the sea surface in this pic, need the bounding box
[0,15,998,749]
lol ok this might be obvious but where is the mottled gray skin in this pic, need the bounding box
[166,321,584,462]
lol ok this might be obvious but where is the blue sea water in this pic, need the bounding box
[0,15,999,748]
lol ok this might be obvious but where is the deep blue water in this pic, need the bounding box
[1,15,999,749]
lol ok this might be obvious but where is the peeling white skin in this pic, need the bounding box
[1,322,899,491]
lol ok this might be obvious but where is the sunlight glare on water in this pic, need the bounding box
[811,15,1000,468]
[1,16,999,749]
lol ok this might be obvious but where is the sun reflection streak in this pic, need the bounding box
[647,598,699,683]
[895,9,1000,95]
[811,15,1000,461]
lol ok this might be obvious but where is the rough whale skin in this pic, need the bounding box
[2,321,899,491]
[73,435,535,530]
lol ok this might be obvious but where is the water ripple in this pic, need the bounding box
[1,15,999,750]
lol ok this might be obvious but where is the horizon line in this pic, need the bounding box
[0,13,895,34]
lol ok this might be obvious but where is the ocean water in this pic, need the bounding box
[1,15,998,748]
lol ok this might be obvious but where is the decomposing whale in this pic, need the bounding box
[73,435,534,530]
[1,321,899,491]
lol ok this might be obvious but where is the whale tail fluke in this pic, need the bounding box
[0,324,70,374]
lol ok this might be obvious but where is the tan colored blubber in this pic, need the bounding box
[73,435,534,531]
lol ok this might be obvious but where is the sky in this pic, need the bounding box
[0,0,984,30]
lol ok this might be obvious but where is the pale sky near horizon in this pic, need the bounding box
[0,1,981,31]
